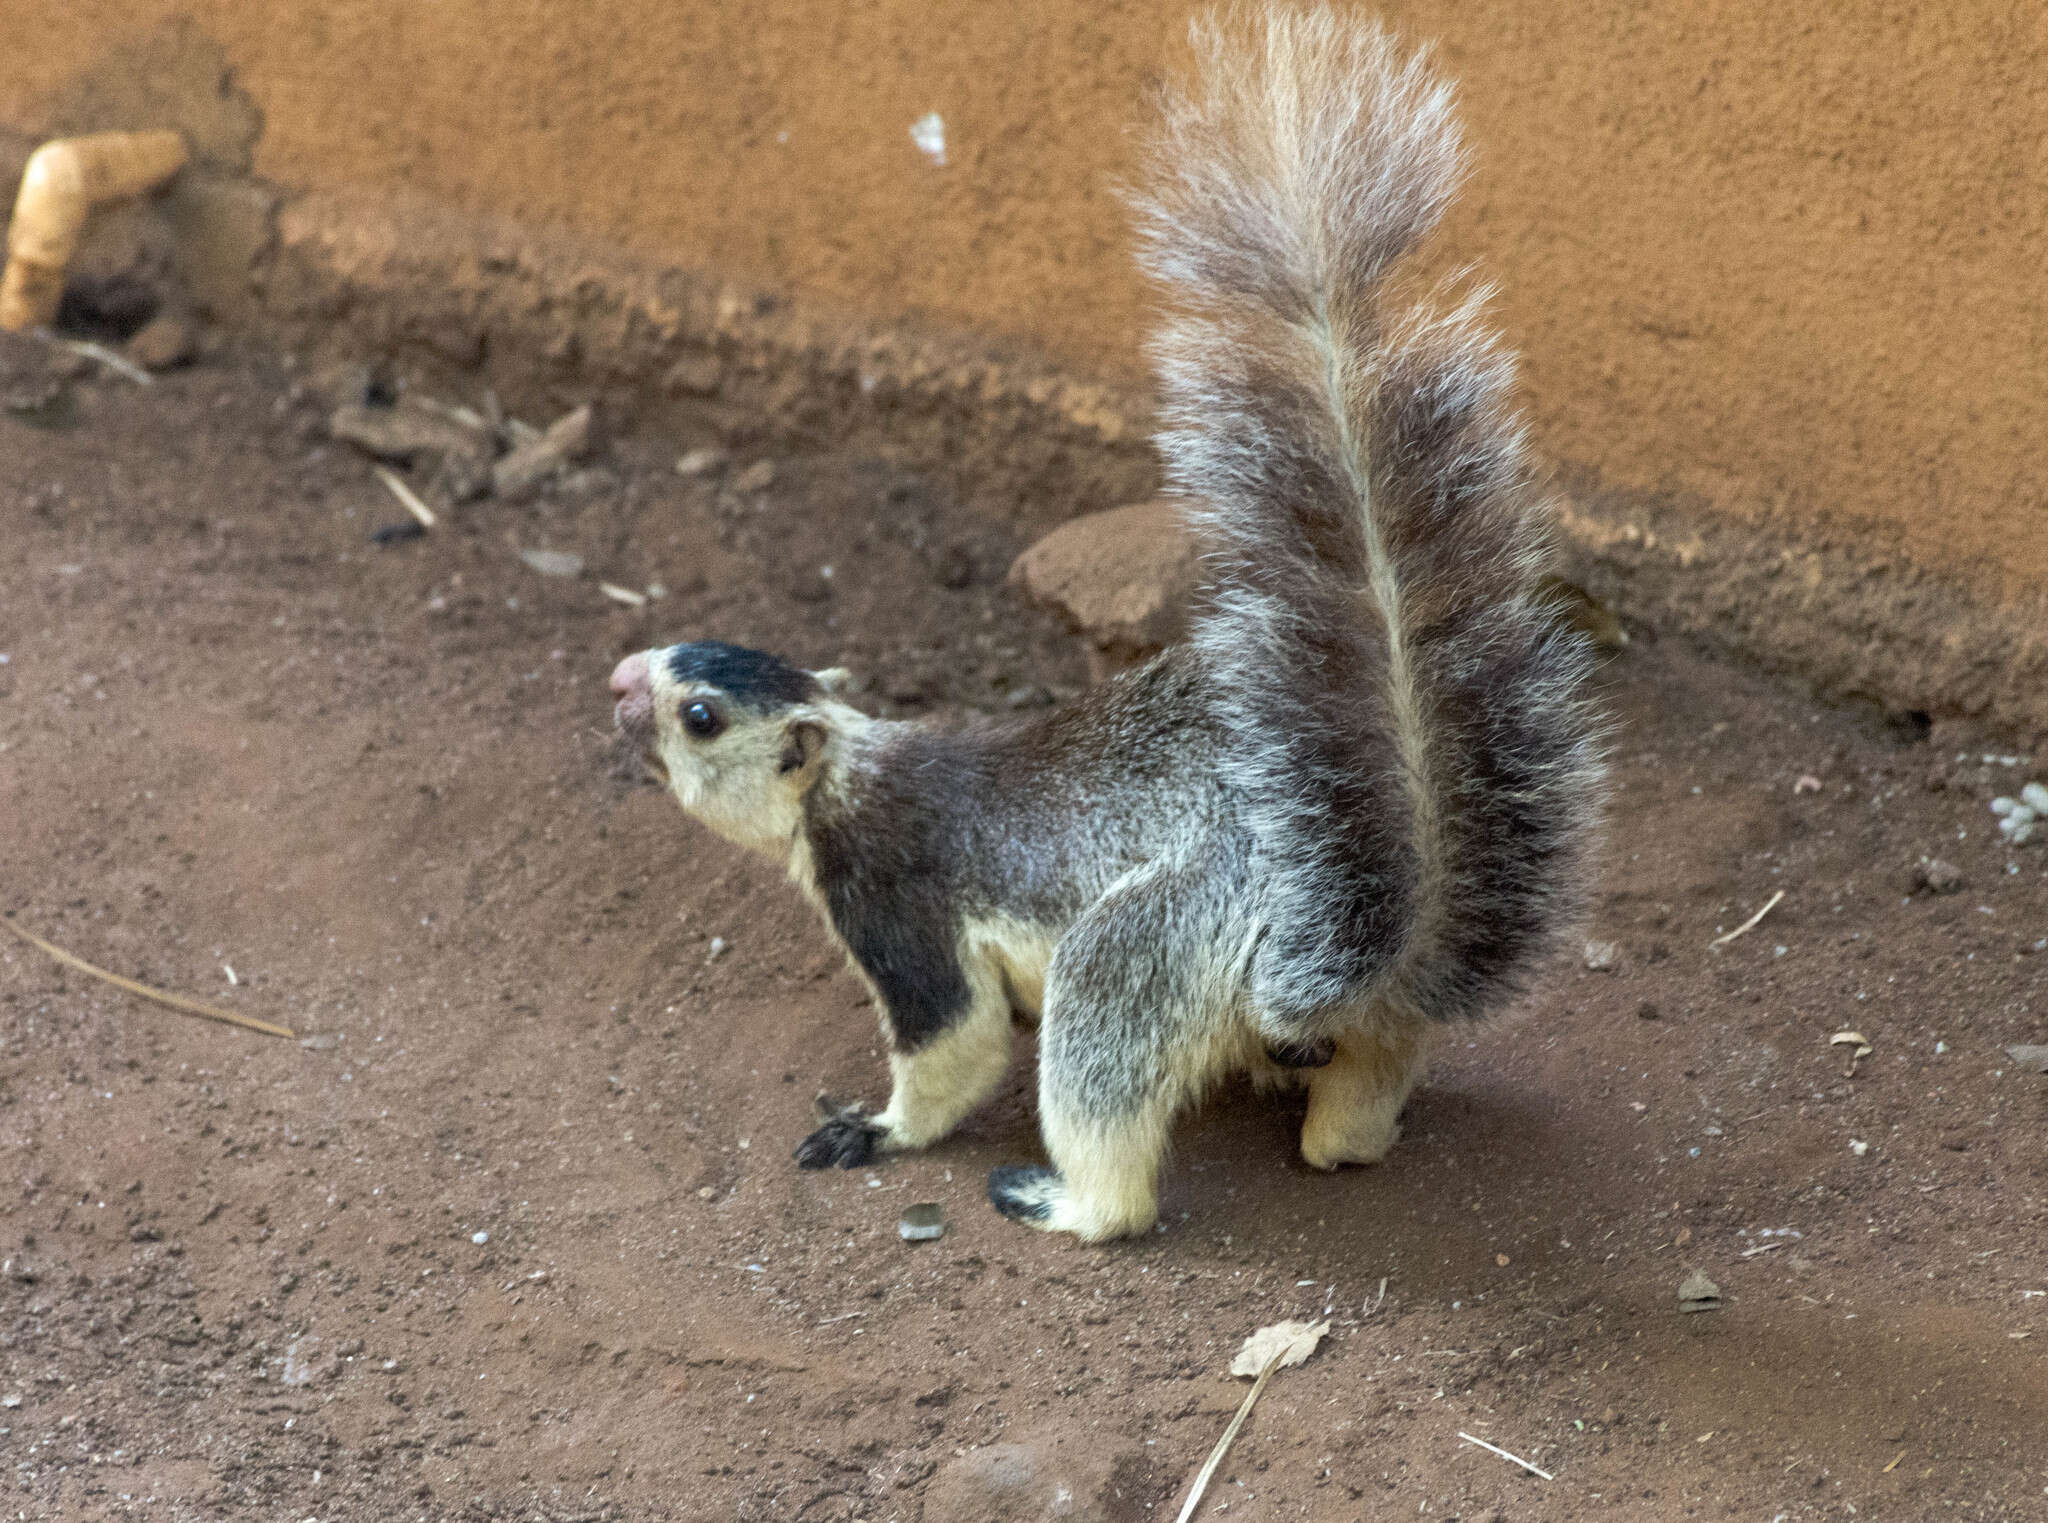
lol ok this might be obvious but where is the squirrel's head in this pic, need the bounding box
[610,641,861,857]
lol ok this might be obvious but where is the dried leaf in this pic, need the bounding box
[1229,1318,1330,1379]
[2003,1045,2048,1073]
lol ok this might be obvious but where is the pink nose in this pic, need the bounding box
[610,650,655,746]
[610,650,649,699]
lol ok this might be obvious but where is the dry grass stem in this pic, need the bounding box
[1174,1352,1282,1523]
[2,915,295,1039]
[373,465,437,528]
[1709,889,1785,949]
[1458,1431,1554,1481]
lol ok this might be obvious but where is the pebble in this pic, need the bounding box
[898,1203,946,1242]
[471,1230,489,1245]
[519,548,585,579]
[123,313,195,371]
[1910,857,1964,895]
[706,936,729,962]
[493,404,594,499]
[329,398,491,464]
[1677,1269,1722,1313]
[675,446,729,477]
[1583,940,1619,971]
[664,354,725,397]
[732,459,777,494]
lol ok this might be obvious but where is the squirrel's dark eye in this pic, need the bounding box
[681,701,725,739]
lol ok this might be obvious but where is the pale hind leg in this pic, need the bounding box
[988,854,1237,1242]
[1299,1016,1433,1170]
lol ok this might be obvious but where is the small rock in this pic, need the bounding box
[124,313,195,371]
[1010,500,1204,673]
[1583,940,1620,972]
[899,1203,946,1242]
[329,398,493,464]
[2004,1045,2048,1074]
[664,353,725,396]
[493,404,594,500]
[1909,857,1964,895]
[1677,1269,1721,1313]
[298,1033,341,1050]
[1793,774,1823,794]
[2024,782,2048,814]
[1849,1139,1870,1157]
[696,1186,718,1201]
[919,1437,1136,1523]
[675,446,729,478]
[732,459,777,494]
[519,549,585,579]
[470,1230,489,1245]
[706,936,729,963]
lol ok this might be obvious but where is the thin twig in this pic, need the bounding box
[1175,1353,1283,1523]
[373,466,437,528]
[47,334,153,386]
[1457,1431,1554,1481]
[1709,889,1785,949]
[1,915,295,1039]
[598,582,647,607]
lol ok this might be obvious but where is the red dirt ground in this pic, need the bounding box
[1,333,2044,1522]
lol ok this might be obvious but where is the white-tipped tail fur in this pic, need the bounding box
[1135,5,1605,1034]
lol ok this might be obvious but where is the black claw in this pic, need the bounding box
[794,1106,883,1170]
[1264,1037,1337,1069]
[987,1164,1056,1222]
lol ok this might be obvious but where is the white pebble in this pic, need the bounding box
[471,1230,489,1245]
[1849,1140,1870,1157]
[910,112,947,166]
[1991,796,2018,817]
[706,936,729,962]
[2022,781,2048,814]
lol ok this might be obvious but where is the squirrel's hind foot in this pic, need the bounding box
[987,1162,1158,1241]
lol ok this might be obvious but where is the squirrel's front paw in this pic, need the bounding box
[794,1095,885,1170]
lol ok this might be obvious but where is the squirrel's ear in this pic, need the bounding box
[778,719,828,775]
[811,666,855,695]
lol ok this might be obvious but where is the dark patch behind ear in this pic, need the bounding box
[779,719,827,774]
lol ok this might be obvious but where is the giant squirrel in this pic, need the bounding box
[611,5,1605,1242]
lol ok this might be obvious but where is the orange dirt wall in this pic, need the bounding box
[6,3,2045,601]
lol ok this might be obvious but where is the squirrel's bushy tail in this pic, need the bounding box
[1134,5,1604,1029]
